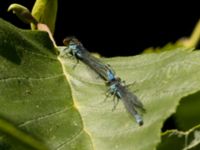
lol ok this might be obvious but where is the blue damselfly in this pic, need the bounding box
[63,37,145,126]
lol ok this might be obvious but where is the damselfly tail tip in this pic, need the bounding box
[135,114,143,126]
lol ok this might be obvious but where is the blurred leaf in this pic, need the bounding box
[157,125,200,150]
[7,4,56,46]
[175,91,200,131]
[1,18,200,150]
[144,19,200,53]
[0,117,48,150]
[177,20,200,48]
[143,43,186,53]
[8,3,38,25]
[31,0,58,34]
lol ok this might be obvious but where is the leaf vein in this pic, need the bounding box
[18,107,72,127]
[0,74,64,82]
[55,129,83,150]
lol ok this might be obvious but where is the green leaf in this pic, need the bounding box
[1,18,200,150]
[0,19,92,150]
[157,125,200,150]
[31,0,58,34]
[58,46,200,149]
[175,91,200,131]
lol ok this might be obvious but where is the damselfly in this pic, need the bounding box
[63,37,114,81]
[106,71,145,126]
[62,37,145,126]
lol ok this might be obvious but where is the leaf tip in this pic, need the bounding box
[8,3,38,25]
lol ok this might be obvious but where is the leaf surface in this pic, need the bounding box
[1,18,200,150]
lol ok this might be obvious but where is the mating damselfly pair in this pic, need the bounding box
[62,37,145,126]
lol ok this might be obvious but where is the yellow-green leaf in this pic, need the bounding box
[31,0,58,34]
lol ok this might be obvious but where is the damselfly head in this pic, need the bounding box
[63,36,81,46]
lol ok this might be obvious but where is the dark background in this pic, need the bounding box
[1,1,200,57]
[1,0,200,130]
